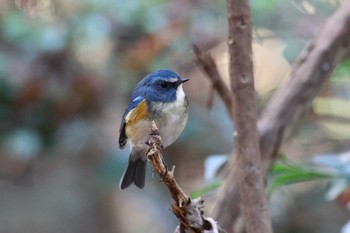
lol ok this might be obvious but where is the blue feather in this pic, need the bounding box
[131,70,180,103]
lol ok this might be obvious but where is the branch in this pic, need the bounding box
[193,45,233,118]
[212,1,350,232]
[221,0,273,233]
[258,0,350,172]
[147,121,226,233]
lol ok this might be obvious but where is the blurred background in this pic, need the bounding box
[0,0,349,232]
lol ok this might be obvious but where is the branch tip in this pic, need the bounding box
[146,121,225,232]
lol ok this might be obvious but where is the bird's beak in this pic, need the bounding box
[178,78,189,84]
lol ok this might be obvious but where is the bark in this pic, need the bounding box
[147,122,226,233]
[215,0,274,233]
[211,1,350,232]
[193,45,233,118]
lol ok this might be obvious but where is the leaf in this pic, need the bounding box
[268,161,335,194]
[271,162,303,174]
[333,59,350,79]
[190,180,223,199]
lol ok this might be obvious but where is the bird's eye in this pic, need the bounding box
[160,82,169,89]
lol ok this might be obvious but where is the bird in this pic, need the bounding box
[118,69,189,189]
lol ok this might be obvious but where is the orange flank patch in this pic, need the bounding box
[125,99,149,126]
[125,99,150,144]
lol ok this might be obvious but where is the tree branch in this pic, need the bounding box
[258,1,350,170]
[221,0,273,233]
[211,1,350,232]
[147,121,226,233]
[193,45,233,118]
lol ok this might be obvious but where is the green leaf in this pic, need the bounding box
[333,59,350,79]
[271,162,303,174]
[268,161,335,194]
[190,180,223,199]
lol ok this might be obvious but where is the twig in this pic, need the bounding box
[147,121,226,233]
[193,45,233,118]
[212,1,350,232]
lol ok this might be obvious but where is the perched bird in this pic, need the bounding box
[119,70,189,189]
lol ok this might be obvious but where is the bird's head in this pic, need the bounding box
[133,70,189,103]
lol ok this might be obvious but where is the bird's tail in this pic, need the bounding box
[120,157,147,189]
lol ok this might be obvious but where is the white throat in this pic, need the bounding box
[176,84,185,101]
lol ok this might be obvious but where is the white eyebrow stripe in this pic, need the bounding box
[167,78,178,83]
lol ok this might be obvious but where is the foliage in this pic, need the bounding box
[334,59,350,79]
[268,157,336,194]
[268,152,350,205]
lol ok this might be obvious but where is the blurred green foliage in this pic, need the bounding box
[334,59,350,79]
[268,157,335,194]
[268,152,350,207]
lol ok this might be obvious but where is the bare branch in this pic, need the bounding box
[258,1,350,169]
[193,45,233,118]
[147,121,226,233]
[219,0,274,233]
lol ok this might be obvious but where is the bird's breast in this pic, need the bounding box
[150,97,188,147]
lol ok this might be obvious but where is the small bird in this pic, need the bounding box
[119,70,189,189]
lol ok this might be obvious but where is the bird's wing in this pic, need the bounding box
[119,96,148,148]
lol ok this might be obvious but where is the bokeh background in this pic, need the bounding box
[0,0,350,233]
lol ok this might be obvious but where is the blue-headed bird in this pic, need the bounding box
[119,70,189,189]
